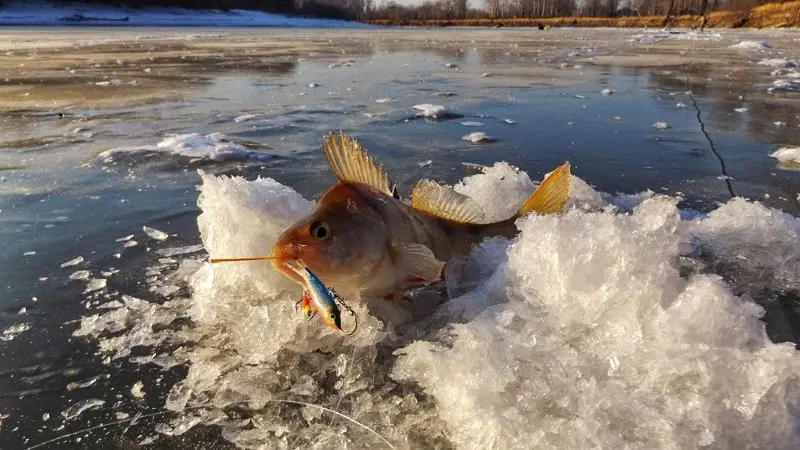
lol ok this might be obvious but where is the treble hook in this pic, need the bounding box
[330,288,358,336]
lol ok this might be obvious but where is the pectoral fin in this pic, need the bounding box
[395,243,445,285]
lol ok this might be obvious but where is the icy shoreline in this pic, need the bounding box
[0,1,367,27]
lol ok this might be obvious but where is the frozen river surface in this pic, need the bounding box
[0,27,799,449]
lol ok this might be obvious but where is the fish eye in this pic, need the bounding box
[309,221,331,241]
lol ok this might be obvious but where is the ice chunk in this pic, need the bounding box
[412,104,453,119]
[480,72,490,77]
[652,121,669,130]
[96,79,137,86]
[123,240,138,248]
[2,323,31,341]
[462,132,496,144]
[729,40,771,50]
[757,58,797,68]
[307,82,319,88]
[233,114,262,123]
[60,256,83,267]
[417,160,432,168]
[461,121,484,127]
[61,399,104,420]
[131,381,145,399]
[156,244,205,257]
[503,119,515,124]
[69,270,90,280]
[770,147,800,169]
[734,107,748,113]
[23,251,35,256]
[98,133,270,162]
[768,79,800,93]
[601,88,614,96]
[116,234,134,242]
[143,226,168,241]
[375,98,393,104]
[84,278,107,293]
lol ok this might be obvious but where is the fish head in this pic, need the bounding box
[271,183,388,289]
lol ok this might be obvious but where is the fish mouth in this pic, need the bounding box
[269,244,304,286]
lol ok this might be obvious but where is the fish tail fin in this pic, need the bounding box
[517,163,572,217]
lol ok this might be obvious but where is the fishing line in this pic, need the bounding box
[329,345,359,427]
[209,256,279,263]
[26,399,395,450]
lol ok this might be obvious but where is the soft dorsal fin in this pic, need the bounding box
[517,162,572,216]
[322,131,394,197]
[411,179,485,224]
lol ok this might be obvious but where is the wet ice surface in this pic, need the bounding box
[1,27,800,449]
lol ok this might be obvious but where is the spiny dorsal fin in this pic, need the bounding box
[411,179,485,224]
[518,162,572,216]
[322,131,394,197]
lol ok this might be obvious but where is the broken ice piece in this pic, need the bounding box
[480,72,490,77]
[734,107,748,113]
[676,103,687,108]
[774,121,786,127]
[462,132,496,144]
[69,270,91,281]
[123,240,138,248]
[84,278,107,293]
[574,94,586,99]
[60,256,84,268]
[461,121,484,127]
[417,160,432,168]
[2,323,31,341]
[307,83,319,88]
[503,119,515,124]
[139,436,158,445]
[131,381,145,399]
[412,104,450,119]
[375,98,393,104]
[445,62,457,68]
[155,244,204,257]
[61,399,105,420]
[143,226,168,241]
[23,251,35,256]
[652,122,669,130]
[601,88,614,96]
[116,411,130,419]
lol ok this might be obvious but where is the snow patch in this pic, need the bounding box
[99,133,270,162]
[730,40,772,50]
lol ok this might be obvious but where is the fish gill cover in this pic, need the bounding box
[74,163,800,449]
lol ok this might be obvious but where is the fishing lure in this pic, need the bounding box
[285,260,357,335]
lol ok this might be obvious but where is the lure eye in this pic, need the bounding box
[329,314,336,320]
[309,221,331,241]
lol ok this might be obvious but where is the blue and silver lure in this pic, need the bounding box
[285,260,357,335]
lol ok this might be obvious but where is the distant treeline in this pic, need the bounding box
[369,0,799,22]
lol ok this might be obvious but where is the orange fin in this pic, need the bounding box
[517,163,572,216]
